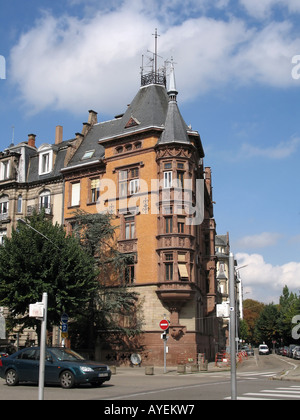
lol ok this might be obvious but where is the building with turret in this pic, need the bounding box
[62,58,221,364]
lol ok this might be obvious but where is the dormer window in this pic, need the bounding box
[38,145,53,175]
[0,160,10,180]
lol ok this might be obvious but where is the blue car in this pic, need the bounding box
[0,347,111,389]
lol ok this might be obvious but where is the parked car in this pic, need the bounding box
[0,347,111,389]
[258,344,270,355]
[282,346,289,356]
[288,344,297,358]
[241,345,254,356]
[0,345,16,359]
[293,346,300,360]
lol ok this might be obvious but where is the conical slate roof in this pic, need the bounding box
[67,68,201,168]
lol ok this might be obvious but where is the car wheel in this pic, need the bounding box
[60,370,75,389]
[5,369,19,386]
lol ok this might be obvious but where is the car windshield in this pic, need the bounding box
[50,348,85,361]
[260,345,268,349]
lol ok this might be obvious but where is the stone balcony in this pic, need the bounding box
[156,281,196,309]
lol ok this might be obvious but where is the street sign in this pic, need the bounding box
[0,314,5,340]
[61,313,68,324]
[61,323,68,333]
[159,319,170,331]
[29,303,44,318]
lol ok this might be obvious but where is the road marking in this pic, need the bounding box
[238,371,276,376]
[225,385,300,400]
[225,396,276,400]
[105,380,231,400]
[245,392,300,399]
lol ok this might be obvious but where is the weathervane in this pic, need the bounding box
[141,29,166,87]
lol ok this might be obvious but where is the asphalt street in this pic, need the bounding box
[0,353,299,401]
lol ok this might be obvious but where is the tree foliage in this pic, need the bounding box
[0,211,97,332]
[254,303,280,345]
[68,211,143,351]
[242,299,265,343]
[241,286,300,346]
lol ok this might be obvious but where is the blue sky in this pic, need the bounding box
[1,0,300,303]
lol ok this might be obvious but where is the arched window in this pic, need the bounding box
[0,195,9,217]
[39,190,51,214]
[17,195,22,213]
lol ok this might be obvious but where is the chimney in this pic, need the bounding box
[28,134,36,148]
[81,122,91,136]
[88,110,98,126]
[55,125,63,145]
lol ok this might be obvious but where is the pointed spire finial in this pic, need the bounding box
[168,58,178,101]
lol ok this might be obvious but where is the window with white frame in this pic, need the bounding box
[17,195,22,213]
[0,195,9,217]
[0,160,10,180]
[38,147,53,175]
[71,182,80,207]
[118,167,139,197]
[163,171,172,188]
[39,190,51,213]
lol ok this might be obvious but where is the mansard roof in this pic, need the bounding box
[68,72,204,167]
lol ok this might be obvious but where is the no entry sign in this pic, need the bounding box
[159,319,170,330]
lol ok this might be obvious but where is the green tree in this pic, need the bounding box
[69,211,143,352]
[239,318,249,342]
[0,211,98,335]
[278,285,300,344]
[254,303,280,346]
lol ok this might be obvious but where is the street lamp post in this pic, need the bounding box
[229,252,237,400]
[38,292,48,401]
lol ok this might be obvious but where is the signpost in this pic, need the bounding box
[159,319,170,373]
[229,253,237,400]
[29,293,48,401]
[0,313,5,340]
[61,313,68,340]
[159,319,169,331]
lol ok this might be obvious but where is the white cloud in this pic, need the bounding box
[236,253,300,303]
[10,9,157,115]
[236,232,282,249]
[9,2,300,115]
[239,0,300,19]
[239,137,300,159]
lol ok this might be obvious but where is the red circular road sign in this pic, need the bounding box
[159,319,170,330]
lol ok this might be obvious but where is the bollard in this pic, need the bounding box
[177,365,186,374]
[145,366,154,375]
[200,360,208,371]
[191,364,199,373]
[110,366,117,375]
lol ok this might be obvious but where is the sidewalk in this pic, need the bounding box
[273,365,300,382]
[109,361,230,376]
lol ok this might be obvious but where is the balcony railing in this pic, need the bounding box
[27,204,53,216]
